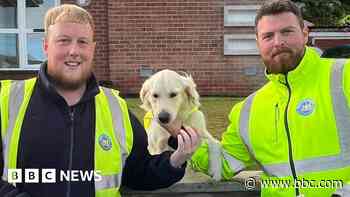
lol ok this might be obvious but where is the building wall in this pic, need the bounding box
[64,0,110,84]
[3,1,350,96]
[314,39,350,50]
[110,0,266,96]
[0,0,266,96]
[79,0,266,96]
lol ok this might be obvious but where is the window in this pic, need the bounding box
[224,34,259,55]
[0,0,60,70]
[309,32,350,45]
[224,5,260,27]
[0,34,18,68]
[223,5,260,55]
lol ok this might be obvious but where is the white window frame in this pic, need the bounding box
[0,0,60,70]
[224,5,260,27]
[309,32,350,45]
[224,34,259,55]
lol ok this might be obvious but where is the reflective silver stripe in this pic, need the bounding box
[2,81,25,181]
[239,92,266,173]
[331,59,350,161]
[222,150,246,172]
[102,87,128,165]
[100,87,128,189]
[239,92,256,155]
[95,174,119,190]
[263,154,348,177]
[263,163,291,177]
[345,184,350,196]
[333,184,350,197]
[239,59,350,177]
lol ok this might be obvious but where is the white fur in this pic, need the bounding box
[140,69,222,181]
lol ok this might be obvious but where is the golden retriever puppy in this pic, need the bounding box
[140,69,222,181]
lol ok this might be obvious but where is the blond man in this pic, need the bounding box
[0,4,199,197]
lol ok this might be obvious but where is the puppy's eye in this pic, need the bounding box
[169,92,177,98]
[153,93,159,98]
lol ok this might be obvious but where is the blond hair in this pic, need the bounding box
[44,4,95,37]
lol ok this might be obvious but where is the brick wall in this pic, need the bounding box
[0,71,38,80]
[223,0,265,96]
[0,0,267,97]
[4,1,350,96]
[64,0,110,83]
[314,39,350,50]
[105,0,265,96]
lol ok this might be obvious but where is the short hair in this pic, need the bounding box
[255,0,304,31]
[44,4,95,37]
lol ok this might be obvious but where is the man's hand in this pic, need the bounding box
[162,118,182,137]
[169,126,201,168]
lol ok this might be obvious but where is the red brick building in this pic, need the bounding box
[309,27,350,51]
[80,0,266,96]
[0,0,349,96]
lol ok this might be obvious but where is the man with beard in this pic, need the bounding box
[0,4,200,197]
[188,0,350,196]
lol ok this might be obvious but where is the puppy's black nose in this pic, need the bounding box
[158,111,170,124]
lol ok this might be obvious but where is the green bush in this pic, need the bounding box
[338,15,350,26]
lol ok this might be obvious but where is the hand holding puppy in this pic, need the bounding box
[163,118,182,137]
[170,126,201,168]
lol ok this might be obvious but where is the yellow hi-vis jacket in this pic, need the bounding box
[0,78,133,197]
[191,47,350,196]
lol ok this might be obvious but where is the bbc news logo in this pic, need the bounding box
[8,169,102,183]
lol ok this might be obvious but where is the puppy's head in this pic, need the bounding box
[140,69,200,127]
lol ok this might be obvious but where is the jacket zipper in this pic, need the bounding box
[284,75,300,196]
[66,108,75,197]
[274,103,279,144]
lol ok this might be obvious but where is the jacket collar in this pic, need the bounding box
[37,61,100,106]
[265,47,321,85]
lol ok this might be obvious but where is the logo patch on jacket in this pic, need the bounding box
[99,134,112,151]
[296,99,315,116]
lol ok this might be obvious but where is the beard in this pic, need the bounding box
[50,69,92,91]
[263,47,305,74]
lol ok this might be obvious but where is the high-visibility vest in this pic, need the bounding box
[191,47,350,196]
[238,57,350,196]
[334,181,350,196]
[0,78,133,197]
[143,111,153,129]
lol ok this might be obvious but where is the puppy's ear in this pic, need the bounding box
[140,78,152,112]
[183,74,200,108]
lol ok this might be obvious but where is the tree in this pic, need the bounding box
[339,15,350,26]
[292,0,350,27]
